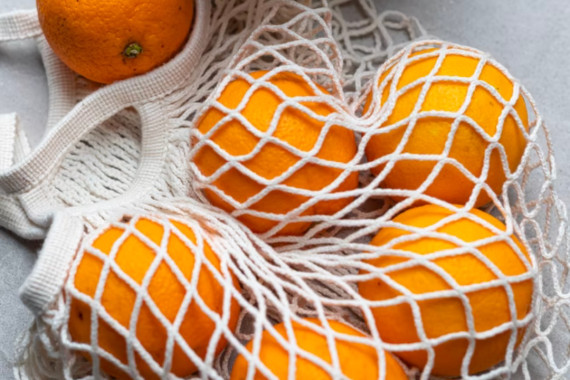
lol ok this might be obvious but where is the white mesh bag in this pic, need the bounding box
[0,0,568,379]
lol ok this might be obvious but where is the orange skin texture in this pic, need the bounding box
[37,0,194,84]
[364,47,529,207]
[230,318,408,380]
[358,205,534,376]
[68,217,241,380]
[193,70,359,236]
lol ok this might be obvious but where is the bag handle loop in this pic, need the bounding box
[0,10,41,41]
[0,0,211,195]
[0,113,30,170]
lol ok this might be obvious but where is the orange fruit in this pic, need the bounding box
[193,70,358,236]
[37,0,194,83]
[364,46,529,206]
[358,204,534,376]
[230,318,408,380]
[68,215,241,380]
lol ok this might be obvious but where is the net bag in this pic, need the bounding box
[0,0,567,379]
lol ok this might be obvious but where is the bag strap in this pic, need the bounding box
[37,37,80,133]
[19,211,84,315]
[0,0,211,196]
[0,8,75,173]
[0,113,30,170]
[0,9,79,238]
[0,10,41,41]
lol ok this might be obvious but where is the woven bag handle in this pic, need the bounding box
[19,211,85,315]
[0,113,30,171]
[0,1,210,239]
[0,0,210,195]
[0,10,41,41]
[0,9,78,149]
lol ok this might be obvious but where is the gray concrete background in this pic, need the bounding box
[0,0,569,379]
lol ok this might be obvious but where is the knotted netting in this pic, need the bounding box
[5,0,569,379]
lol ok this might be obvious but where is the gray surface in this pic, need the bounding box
[1,0,569,379]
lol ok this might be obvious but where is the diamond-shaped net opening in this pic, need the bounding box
[13,0,570,380]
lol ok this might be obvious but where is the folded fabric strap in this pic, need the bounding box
[0,10,41,41]
[0,113,30,170]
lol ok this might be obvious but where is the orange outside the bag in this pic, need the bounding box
[358,204,534,376]
[193,70,358,236]
[68,217,241,380]
[37,0,194,83]
[230,318,408,380]
[364,47,529,207]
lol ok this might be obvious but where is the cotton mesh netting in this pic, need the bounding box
[14,0,570,379]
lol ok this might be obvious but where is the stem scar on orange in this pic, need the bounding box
[67,215,241,380]
[192,70,359,236]
[230,318,408,380]
[358,204,534,376]
[363,45,529,207]
[37,0,195,84]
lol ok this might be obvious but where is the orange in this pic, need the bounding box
[364,46,529,206]
[230,318,407,380]
[37,0,194,83]
[358,204,534,376]
[193,70,358,236]
[68,216,241,380]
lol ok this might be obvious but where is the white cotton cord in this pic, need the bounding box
[13,297,68,380]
